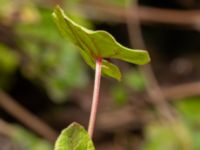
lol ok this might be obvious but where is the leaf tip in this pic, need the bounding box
[117,75,122,81]
[145,51,151,63]
[137,50,151,65]
[70,122,81,127]
[54,4,62,11]
[52,5,64,19]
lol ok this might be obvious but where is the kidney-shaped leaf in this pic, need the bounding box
[55,122,95,150]
[52,6,150,80]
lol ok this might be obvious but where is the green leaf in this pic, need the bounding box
[55,122,95,150]
[52,5,150,80]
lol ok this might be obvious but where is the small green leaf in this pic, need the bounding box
[55,122,95,150]
[52,5,150,80]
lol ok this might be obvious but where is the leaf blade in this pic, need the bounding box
[53,5,150,80]
[55,122,95,150]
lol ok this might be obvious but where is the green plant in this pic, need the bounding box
[52,5,150,149]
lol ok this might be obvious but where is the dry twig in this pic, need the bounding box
[125,0,176,121]
[163,81,200,100]
[0,90,58,142]
[80,1,200,30]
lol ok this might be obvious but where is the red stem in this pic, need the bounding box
[88,57,102,138]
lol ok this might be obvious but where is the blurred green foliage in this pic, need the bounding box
[12,125,53,150]
[0,44,19,89]
[144,123,183,150]
[110,69,146,106]
[111,84,128,105]
[175,97,200,127]
[16,7,89,102]
[144,97,200,150]
[0,0,92,102]
[175,97,200,150]
[143,121,193,150]
[124,70,146,91]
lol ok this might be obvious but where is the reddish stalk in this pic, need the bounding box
[88,57,102,138]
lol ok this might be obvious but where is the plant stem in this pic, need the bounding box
[88,57,102,138]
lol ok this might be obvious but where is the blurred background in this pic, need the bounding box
[0,0,200,149]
